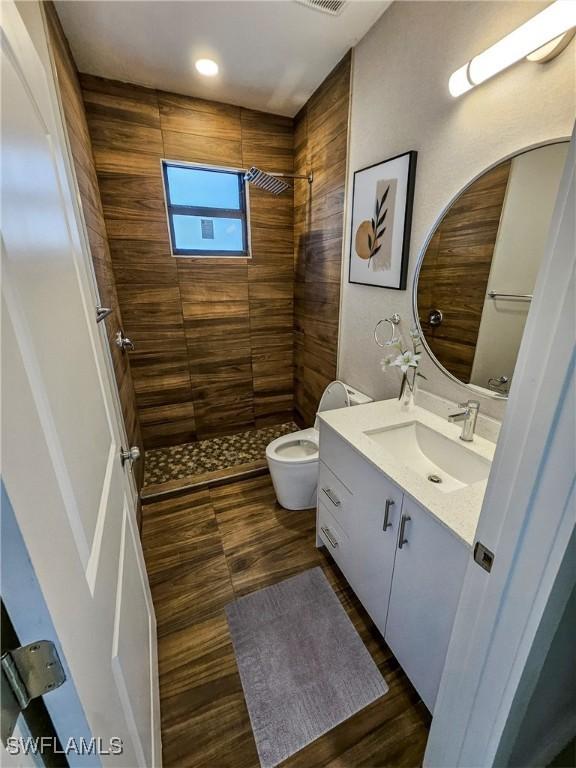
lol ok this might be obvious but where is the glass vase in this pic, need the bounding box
[401,375,417,411]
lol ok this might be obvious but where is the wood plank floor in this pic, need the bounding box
[141,474,431,767]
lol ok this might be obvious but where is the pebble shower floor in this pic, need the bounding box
[144,422,299,487]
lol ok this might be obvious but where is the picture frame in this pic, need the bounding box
[348,150,417,290]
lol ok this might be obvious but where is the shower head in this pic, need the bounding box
[244,167,313,196]
[244,167,291,195]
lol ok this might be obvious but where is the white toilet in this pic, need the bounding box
[266,381,372,510]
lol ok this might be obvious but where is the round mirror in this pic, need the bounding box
[413,141,569,398]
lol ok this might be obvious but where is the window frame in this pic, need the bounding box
[161,160,251,258]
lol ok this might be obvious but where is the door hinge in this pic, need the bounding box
[96,305,113,323]
[1,640,66,744]
[473,541,495,573]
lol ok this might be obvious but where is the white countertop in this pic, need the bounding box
[318,399,497,548]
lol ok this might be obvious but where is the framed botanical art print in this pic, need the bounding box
[349,150,417,289]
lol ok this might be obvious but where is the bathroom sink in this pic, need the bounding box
[364,421,491,493]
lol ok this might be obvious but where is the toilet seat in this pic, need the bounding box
[266,427,318,465]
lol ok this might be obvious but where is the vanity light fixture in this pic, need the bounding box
[449,0,576,97]
[195,58,219,77]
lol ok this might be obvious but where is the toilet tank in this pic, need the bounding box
[314,382,372,430]
[344,385,373,407]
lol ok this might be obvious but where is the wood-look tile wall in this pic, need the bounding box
[80,75,295,447]
[294,53,351,426]
[416,160,511,382]
[45,5,144,488]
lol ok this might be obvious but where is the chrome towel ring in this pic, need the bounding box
[374,313,401,348]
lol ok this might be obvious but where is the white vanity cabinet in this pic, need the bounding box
[317,426,402,637]
[384,496,469,711]
[317,422,469,711]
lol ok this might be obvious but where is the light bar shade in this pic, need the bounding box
[449,1,576,97]
[448,65,474,97]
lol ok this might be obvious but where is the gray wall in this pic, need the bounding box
[338,1,575,420]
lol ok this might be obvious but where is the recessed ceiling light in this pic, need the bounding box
[195,58,219,77]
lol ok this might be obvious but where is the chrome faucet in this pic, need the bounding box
[448,400,480,442]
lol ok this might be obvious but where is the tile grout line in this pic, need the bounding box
[208,485,240,603]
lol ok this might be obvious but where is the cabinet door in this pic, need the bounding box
[318,423,404,635]
[351,462,403,637]
[385,497,468,712]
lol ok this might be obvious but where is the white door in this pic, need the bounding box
[3,721,42,768]
[384,498,468,711]
[1,4,160,765]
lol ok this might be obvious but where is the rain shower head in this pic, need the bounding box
[244,167,291,195]
[244,167,313,196]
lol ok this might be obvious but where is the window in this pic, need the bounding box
[162,161,249,257]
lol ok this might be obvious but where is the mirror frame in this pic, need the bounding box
[412,138,570,400]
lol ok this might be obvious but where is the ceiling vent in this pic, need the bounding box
[295,0,347,16]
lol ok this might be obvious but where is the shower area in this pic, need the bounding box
[140,160,312,494]
[49,5,352,500]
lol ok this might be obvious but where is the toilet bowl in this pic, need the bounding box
[266,381,372,510]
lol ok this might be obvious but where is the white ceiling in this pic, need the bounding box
[54,1,391,116]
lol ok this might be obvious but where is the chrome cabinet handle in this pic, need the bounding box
[120,446,141,466]
[398,514,411,549]
[115,330,135,352]
[322,487,341,507]
[321,526,338,549]
[383,498,395,531]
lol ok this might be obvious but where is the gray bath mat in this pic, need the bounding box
[225,567,388,768]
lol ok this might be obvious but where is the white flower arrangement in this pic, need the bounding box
[381,326,426,401]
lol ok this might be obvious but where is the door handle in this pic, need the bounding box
[322,487,341,507]
[120,446,141,466]
[321,526,338,549]
[398,514,411,549]
[382,498,394,531]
